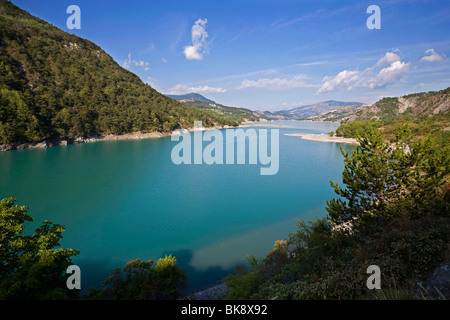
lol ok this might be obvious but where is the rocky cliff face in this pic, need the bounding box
[348,87,450,122]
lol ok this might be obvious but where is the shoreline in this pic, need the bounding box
[0,131,171,152]
[0,124,236,152]
[0,120,349,152]
[285,133,359,145]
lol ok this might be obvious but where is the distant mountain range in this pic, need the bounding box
[304,104,371,122]
[306,87,449,123]
[166,93,216,104]
[166,93,261,122]
[166,87,450,125]
[257,100,365,120]
[168,94,368,122]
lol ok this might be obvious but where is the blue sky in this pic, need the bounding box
[11,0,450,110]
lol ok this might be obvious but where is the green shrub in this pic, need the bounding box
[89,255,187,300]
[224,265,264,300]
[335,120,380,138]
[223,213,450,300]
[0,197,79,299]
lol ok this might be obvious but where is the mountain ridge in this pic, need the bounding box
[166,93,216,104]
[260,100,365,120]
[303,88,450,123]
[165,92,367,122]
[165,92,265,122]
[347,87,450,122]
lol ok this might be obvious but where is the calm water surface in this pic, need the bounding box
[0,120,352,291]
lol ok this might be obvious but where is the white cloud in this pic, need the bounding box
[133,60,150,71]
[420,49,445,63]
[414,82,426,90]
[279,101,304,109]
[146,76,158,88]
[123,53,132,69]
[294,61,329,67]
[237,75,316,90]
[375,52,401,67]
[183,18,209,60]
[317,70,360,94]
[183,46,203,60]
[369,60,410,89]
[122,53,150,71]
[317,51,410,94]
[164,84,226,95]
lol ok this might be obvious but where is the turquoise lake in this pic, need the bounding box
[0,120,352,291]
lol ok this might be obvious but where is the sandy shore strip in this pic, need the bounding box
[285,133,359,145]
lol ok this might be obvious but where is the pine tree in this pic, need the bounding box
[326,127,449,230]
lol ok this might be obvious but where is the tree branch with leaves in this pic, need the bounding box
[326,126,449,231]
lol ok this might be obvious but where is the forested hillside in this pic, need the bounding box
[0,0,237,144]
[333,88,449,152]
[347,87,450,122]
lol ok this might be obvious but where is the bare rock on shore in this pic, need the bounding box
[414,261,450,299]
[0,132,170,152]
[0,141,48,151]
[188,283,229,300]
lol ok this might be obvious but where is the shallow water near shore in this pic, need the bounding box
[0,120,352,292]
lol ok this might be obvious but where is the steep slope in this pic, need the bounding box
[0,0,237,145]
[333,88,450,152]
[308,88,450,124]
[347,87,450,122]
[305,104,370,122]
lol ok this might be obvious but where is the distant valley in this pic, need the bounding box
[168,93,367,122]
[262,100,365,120]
